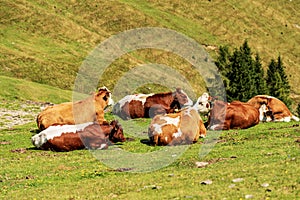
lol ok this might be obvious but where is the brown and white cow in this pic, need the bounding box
[36,87,113,131]
[247,95,299,122]
[206,100,260,130]
[148,106,206,146]
[112,88,193,120]
[31,120,125,152]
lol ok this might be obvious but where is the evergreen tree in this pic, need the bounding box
[215,40,268,102]
[215,45,231,96]
[253,54,268,94]
[226,40,257,102]
[266,55,291,107]
[215,45,231,76]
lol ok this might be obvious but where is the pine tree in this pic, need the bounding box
[253,54,268,94]
[215,40,268,102]
[226,40,257,102]
[266,55,291,107]
[215,45,231,92]
[215,45,231,75]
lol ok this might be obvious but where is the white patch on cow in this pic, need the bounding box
[208,124,220,131]
[108,95,114,106]
[275,116,291,122]
[152,123,163,135]
[118,95,135,109]
[256,95,279,101]
[258,104,272,122]
[31,122,93,148]
[98,143,107,150]
[173,128,183,138]
[164,115,180,126]
[292,115,300,122]
[118,93,154,109]
[165,136,168,142]
[99,86,110,91]
[259,104,265,121]
[151,115,181,135]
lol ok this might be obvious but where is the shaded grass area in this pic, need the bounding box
[0,117,299,199]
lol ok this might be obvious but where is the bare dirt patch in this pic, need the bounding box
[0,100,53,130]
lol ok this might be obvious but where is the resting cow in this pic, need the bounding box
[36,87,113,130]
[207,100,260,130]
[148,106,206,146]
[31,120,125,152]
[247,95,299,122]
[112,88,193,120]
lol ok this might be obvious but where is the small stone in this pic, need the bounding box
[261,183,269,187]
[200,180,213,185]
[152,185,162,190]
[232,178,244,183]
[228,184,235,188]
[196,161,209,168]
[245,194,253,199]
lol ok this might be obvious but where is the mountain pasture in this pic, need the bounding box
[0,79,299,199]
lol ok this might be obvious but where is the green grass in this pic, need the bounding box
[0,0,299,101]
[0,75,72,103]
[0,111,299,199]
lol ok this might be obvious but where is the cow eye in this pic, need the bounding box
[103,95,108,101]
[199,102,203,105]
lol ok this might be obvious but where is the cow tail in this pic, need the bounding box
[292,115,299,122]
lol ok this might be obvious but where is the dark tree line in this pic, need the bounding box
[215,40,291,107]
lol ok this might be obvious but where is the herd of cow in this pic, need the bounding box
[31,86,299,151]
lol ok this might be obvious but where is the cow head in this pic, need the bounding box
[109,120,126,143]
[195,93,212,113]
[172,88,193,109]
[32,132,47,149]
[94,86,114,108]
[259,104,274,122]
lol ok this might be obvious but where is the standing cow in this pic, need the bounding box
[247,95,299,122]
[31,120,125,152]
[112,88,193,120]
[148,105,206,146]
[36,87,113,130]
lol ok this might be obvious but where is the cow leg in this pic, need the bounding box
[209,123,229,130]
[199,120,207,138]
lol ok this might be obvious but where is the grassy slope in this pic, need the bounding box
[0,0,299,99]
[0,75,72,103]
[0,119,299,199]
